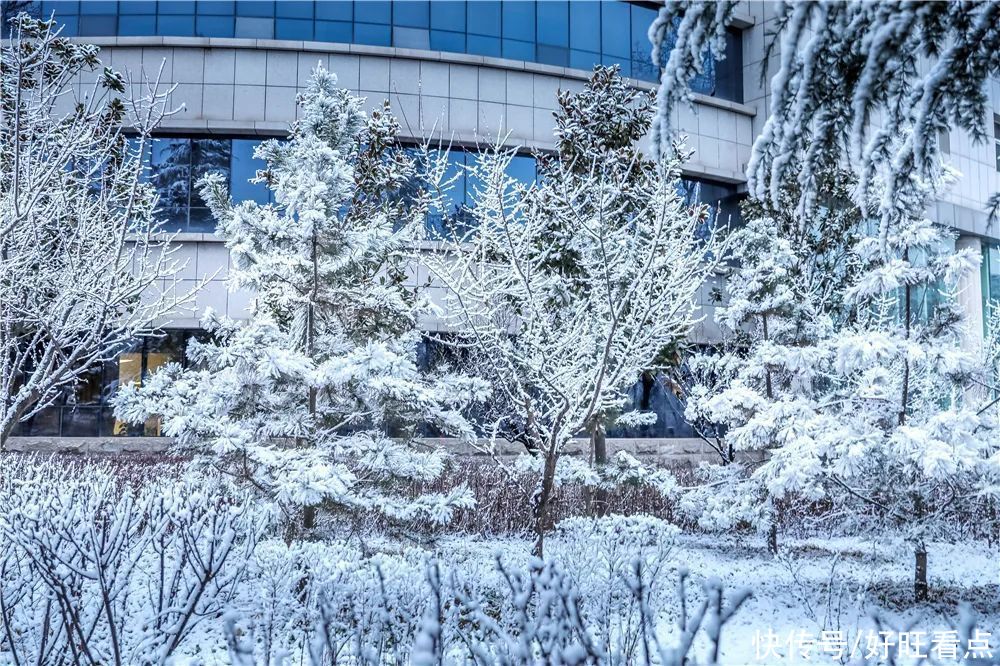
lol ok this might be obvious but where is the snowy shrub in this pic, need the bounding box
[0,456,263,664]
[551,515,681,664]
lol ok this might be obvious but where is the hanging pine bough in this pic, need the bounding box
[114,66,489,532]
[649,1,1000,239]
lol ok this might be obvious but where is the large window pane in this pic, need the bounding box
[315,20,351,42]
[569,0,599,51]
[600,1,630,58]
[196,14,233,37]
[196,1,235,15]
[354,21,390,46]
[119,15,156,36]
[501,0,534,42]
[393,0,428,28]
[467,33,500,57]
[537,1,568,47]
[430,29,464,53]
[235,15,273,38]
[430,0,463,32]
[80,1,116,14]
[502,38,533,62]
[120,1,156,15]
[151,138,192,231]
[316,1,351,21]
[467,0,500,37]
[394,26,429,50]
[236,0,273,17]
[159,1,195,15]
[276,0,312,19]
[353,0,389,24]
[157,14,195,36]
[276,17,313,40]
[78,14,117,35]
[630,4,658,81]
[231,139,270,204]
[190,139,230,232]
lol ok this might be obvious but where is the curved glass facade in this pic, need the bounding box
[2,0,743,101]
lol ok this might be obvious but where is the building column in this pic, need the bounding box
[956,234,985,351]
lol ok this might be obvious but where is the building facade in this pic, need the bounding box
[4,1,1000,446]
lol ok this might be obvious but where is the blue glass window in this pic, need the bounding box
[157,14,195,36]
[430,29,464,53]
[429,1,463,32]
[316,1,351,21]
[276,18,313,40]
[196,1,234,15]
[119,2,156,15]
[159,2,196,15]
[234,15,272,38]
[467,1,499,36]
[568,0,599,51]
[78,14,118,35]
[150,138,192,230]
[630,4,657,81]
[353,0,389,24]
[276,1,313,19]
[196,15,233,37]
[393,0,428,28]
[119,14,156,35]
[353,21,390,46]
[80,1,116,15]
[570,49,599,72]
[315,20,351,42]
[502,38,533,62]
[394,26,429,50]
[537,44,568,67]
[467,34,500,57]
[502,1,534,41]
[600,1,630,58]
[537,1,568,47]
[231,139,270,205]
[236,1,273,17]
[42,1,79,16]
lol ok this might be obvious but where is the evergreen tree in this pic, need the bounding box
[115,67,487,532]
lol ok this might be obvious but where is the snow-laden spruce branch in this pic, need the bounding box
[650,1,1000,242]
[0,14,199,446]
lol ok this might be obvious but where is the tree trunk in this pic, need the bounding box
[303,504,317,530]
[767,502,780,555]
[588,419,609,517]
[914,543,928,601]
[532,451,558,558]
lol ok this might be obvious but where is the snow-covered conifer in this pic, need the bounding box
[115,66,487,532]
[686,168,1000,600]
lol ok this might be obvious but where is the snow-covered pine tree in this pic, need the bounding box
[649,1,1000,237]
[685,167,1000,600]
[425,67,724,556]
[682,169,862,550]
[0,14,195,447]
[115,66,487,532]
